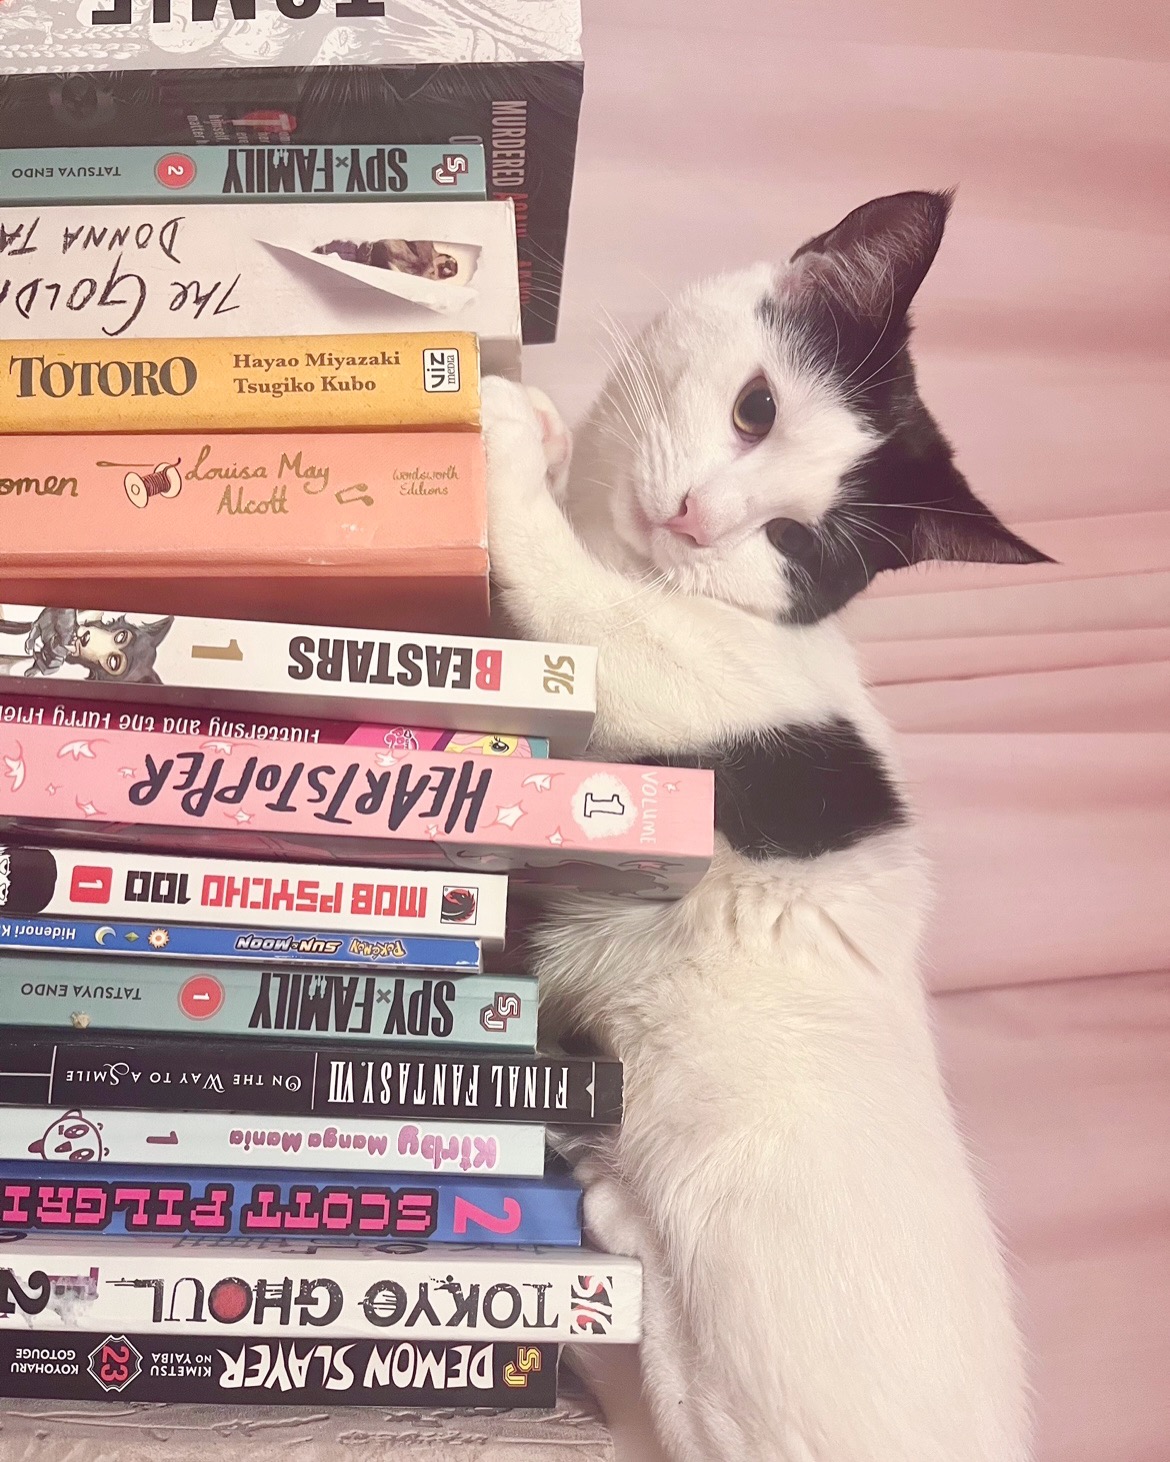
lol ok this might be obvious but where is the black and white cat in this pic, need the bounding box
[483,191,1047,1462]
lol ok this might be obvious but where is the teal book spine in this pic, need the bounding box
[0,957,537,1051]
[0,144,486,205]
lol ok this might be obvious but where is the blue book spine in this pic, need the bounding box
[0,1163,581,1246]
[0,144,487,205]
[0,917,481,972]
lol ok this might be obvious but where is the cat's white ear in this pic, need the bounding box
[787,190,953,326]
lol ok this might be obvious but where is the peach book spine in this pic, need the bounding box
[0,719,714,899]
[0,333,479,434]
[0,430,485,570]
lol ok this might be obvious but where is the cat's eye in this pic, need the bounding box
[733,377,776,442]
[767,518,818,561]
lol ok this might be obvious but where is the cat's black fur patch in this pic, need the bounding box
[754,192,1051,626]
[637,718,907,860]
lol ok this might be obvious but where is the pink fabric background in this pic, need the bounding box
[528,2,1170,1456]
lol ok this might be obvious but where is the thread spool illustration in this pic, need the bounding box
[97,459,183,509]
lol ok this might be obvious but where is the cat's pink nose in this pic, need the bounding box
[664,496,715,546]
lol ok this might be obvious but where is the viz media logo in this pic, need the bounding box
[155,153,197,190]
[423,349,461,394]
[87,1335,143,1394]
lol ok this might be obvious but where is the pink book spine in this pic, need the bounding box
[0,721,713,898]
[0,689,547,759]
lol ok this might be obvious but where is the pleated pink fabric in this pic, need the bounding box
[531,3,1170,1456]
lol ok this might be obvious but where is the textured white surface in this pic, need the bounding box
[0,1383,614,1460]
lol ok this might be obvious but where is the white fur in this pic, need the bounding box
[482,269,1028,1462]
[560,266,877,621]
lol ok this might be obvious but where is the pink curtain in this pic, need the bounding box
[529,2,1170,1456]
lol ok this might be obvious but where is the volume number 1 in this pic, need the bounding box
[191,639,243,662]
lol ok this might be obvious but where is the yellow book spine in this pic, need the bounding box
[0,334,480,434]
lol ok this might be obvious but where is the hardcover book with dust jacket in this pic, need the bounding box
[0,200,521,377]
[0,431,494,633]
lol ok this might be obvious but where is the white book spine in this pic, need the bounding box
[0,603,596,755]
[0,1239,641,1344]
[1,1107,545,1178]
[0,845,508,945]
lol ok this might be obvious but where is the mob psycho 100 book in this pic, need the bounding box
[0,845,509,944]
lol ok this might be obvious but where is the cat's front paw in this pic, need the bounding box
[482,376,551,502]
[526,386,573,499]
[580,1170,650,1260]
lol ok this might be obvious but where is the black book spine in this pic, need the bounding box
[0,61,583,345]
[0,1031,623,1126]
[0,1330,558,1408]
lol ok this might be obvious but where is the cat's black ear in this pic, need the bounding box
[789,190,953,329]
[905,458,1053,568]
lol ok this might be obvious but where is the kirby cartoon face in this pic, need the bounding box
[27,1110,105,1163]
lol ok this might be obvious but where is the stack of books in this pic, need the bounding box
[0,0,713,1430]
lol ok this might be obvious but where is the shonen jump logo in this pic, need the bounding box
[87,1335,143,1393]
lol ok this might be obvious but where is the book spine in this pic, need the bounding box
[0,917,482,973]
[0,960,537,1050]
[0,690,548,759]
[0,1243,642,1342]
[0,846,508,945]
[0,1035,624,1127]
[0,1163,581,1245]
[0,431,490,581]
[0,61,581,347]
[0,602,597,754]
[0,722,714,898]
[0,1331,559,1408]
[0,143,488,204]
[0,334,479,434]
[1,1106,546,1177]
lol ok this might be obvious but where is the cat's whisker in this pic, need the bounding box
[838,275,899,390]
[838,510,913,568]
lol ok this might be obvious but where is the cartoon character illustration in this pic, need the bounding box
[0,607,173,683]
[312,237,460,280]
[28,1109,106,1163]
[442,732,534,759]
